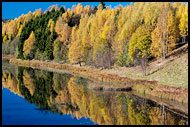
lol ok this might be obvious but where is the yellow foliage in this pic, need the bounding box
[179,4,188,38]
[83,5,92,15]
[77,15,90,40]
[23,70,35,96]
[2,71,21,96]
[23,31,36,59]
[149,107,163,125]
[24,11,33,24]
[89,16,98,44]
[17,25,24,36]
[73,3,83,15]
[68,40,84,64]
[62,12,71,24]
[150,27,163,58]
[7,20,17,39]
[92,38,106,61]
[177,3,185,20]
[151,6,178,58]
[55,17,64,37]
[63,8,73,23]
[48,19,54,32]
[2,22,7,37]
[129,24,153,61]
[3,35,7,43]
[33,8,43,18]
[100,25,111,40]
[71,26,77,42]
[81,25,91,48]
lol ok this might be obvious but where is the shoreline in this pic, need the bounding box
[2,54,15,60]
[3,57,188,103]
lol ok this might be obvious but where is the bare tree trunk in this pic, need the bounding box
[101,53,103,68]
[161,7,168,60]
[182,29,186,44]
[108,49,112,69]
[184,36,186,43]
[166,28,169,57]
[145,57,147,76]
[140,57,147,76]
[79,61,81,67]
[162,105,166,125]
[163,18,166,59]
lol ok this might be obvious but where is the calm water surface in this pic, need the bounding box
[2,59,188,125]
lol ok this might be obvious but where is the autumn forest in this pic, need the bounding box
[2,2,189,125]
[2,2,188,76]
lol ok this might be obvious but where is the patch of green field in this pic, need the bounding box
[110,52,188,88]
[124,53,188,88]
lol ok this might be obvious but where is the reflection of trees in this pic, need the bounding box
[149,106,176,125]
[2,71,21,96]
[67,78,143,125]
[17,67,33,104]
[166,112,175,125]
[67,77,89,119]
[53,72,71,97]
[66,77,185,125]
[17,67,57,109]
[2,60,20,95]
[128,99,151,125]
[2,65,187,125]
[23,69,35,96]
[32,71,56,108]
[115,93,130,125]
[149,107,163,125]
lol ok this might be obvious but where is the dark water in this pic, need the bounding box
[2,59,188,125]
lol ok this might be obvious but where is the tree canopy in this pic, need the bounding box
[2,2,188,73]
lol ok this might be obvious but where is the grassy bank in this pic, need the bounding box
[103,47,188,88]
[8,57,188,104]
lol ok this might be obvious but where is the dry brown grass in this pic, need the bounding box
[2,54,15,59]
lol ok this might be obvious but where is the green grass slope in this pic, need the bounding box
[104,44,188,88]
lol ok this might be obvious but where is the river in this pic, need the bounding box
[2,59,188,125]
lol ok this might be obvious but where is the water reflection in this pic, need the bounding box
[2,63,188,125]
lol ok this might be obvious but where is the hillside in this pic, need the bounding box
[103,43,188,88]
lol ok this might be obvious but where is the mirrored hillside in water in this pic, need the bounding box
[2,60,188,125]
